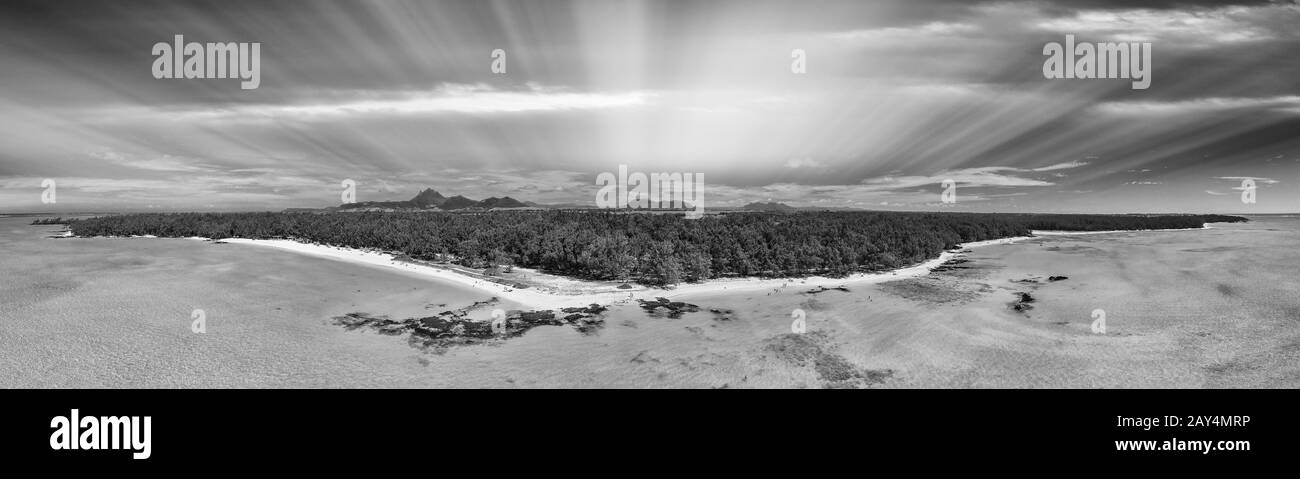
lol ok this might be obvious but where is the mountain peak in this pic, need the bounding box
[410,188,447,207]
[439,195,479,210]
[743,201,796,212]
[335,188,536,211]
[479,196,528,209]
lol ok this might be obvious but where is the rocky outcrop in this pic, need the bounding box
[1010,292,1036,313]
[931,258,972,273]
[805,285,850,294]
[332,300,608,353]
[637,297,700,318]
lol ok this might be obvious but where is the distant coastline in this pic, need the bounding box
[60,223,1224,310]
[1030,224,1213,235]
[87,234,1033,310]
[45,210,1246,309]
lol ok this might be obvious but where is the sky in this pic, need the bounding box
[1,0,1297,214]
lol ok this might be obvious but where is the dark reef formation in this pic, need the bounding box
[1010,292,1036,313]
[333,300,608,353]
[765,331,895,389]
[637,297,701,318]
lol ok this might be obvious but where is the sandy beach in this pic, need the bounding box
[1030,224,1211,236]
[213,236,1033,310]
[199,226,1213,311]
[6,217,1297,388]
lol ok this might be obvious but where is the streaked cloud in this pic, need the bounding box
[862,167,1055,190]
[828,21,977,46]
[1033,5,1295,46]
[1216,176,1279,184]
[107,83,654,123]
[1031,161,1089,172]
[2,0,1299,214]
[1095,96,1300,116]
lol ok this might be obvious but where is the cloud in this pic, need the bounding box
[1031,160,1090,172]
[4,1,1299,214]
[90,149,213,173]
[861,161,1089,191]
[829,21,977,46]
[109,83,654,123]
[784,157,823,169]
[860,166,1057,191]
[1216,176,1279,184]
[1094,96,1300,116]
[1032,5,1294,46]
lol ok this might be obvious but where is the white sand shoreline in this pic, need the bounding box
[1030,224,1210,236]
[66,224,1212,309]
[194,235,1032,309]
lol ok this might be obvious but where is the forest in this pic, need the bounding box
[64,210,1247,285]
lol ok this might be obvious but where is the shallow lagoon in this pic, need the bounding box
[2,215,1296,388]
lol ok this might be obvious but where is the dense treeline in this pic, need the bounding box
[67,211,1246,285]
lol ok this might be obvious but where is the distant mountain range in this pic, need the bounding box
[734,202,866,212]
[284,188,859,214]
[334,188,532,211]
[740,201,797,212]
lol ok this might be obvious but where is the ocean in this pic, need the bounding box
[2,215,1297,388]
